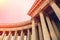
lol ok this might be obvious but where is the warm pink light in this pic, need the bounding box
[0,0,35,23]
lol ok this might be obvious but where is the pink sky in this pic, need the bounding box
[0,0,35,23]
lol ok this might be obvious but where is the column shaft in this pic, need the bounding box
[38,23,43,40]
[27,29,31,40]
[32,19,37,40]
[8,31,12,40]
[39,12,50,40]
[14,31,18,40]
[20,30,24,40]
[50,1,60,20]
[0,31,5,40]
[52,21,60,40]
[46,17,58,40]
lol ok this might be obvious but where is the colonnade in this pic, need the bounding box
[0,0,60,40]
[31,0,60,40]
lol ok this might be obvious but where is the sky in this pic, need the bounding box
[0,0,35,23]
[0,0,35,39]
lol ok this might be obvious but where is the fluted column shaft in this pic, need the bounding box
[46,16,58,40]
[20,30,24,40]
[50,1,60,20]
[38,23,43,40]
[8,31,12,40]
[52,21,60,40]
[39,12,50,40]
[32,19,37,40]
[27,29,31,40]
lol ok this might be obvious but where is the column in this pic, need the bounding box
[46,16,58,40]
[20,30,24,40]
[52,21,60,40]
[32,19,37,40]
[50,1,60,20]
[14,31,18,40]
[27,29,31,40]
[0,31,5,40]
[39,12,50,40]
[8,31,12,40]
[38,23,43,40]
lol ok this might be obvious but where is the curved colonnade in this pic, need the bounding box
[0,0,60,40]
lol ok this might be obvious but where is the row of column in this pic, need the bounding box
[32,13,60,40]
[0,29,31,40]
[32,12,60,40]
[0,1,59,40]
[31,1,60,40]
